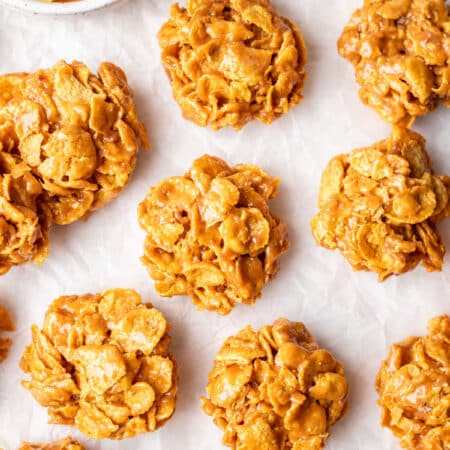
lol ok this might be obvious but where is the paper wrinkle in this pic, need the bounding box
[0,0,448,449]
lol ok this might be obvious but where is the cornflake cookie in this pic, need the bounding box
[158,0,307,130]
[201,318,349,449]
[0,306,14,363]
[376,315,450,449]
[0,60,150,225]
[138,154,289,315]
[311,127,450,281]
[20,289,178,440]
[338,0,450,126]
[19,437,84,450]
[0,151,50,274]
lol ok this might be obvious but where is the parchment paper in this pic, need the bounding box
[0,1,449,449]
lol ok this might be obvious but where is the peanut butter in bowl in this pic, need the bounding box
[0,0,121,14]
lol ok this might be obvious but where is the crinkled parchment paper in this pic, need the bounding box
[0,0,449,449]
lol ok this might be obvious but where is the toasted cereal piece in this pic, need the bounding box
[311,127,450,281]
[19,436,84,450]
[0,306,13,363]
[20,289,178,440]
[201,319,348,449]
[338,0,450,125]
[158,0,307,130]
[376,315,450,450]
[138,154,290,315]
[0,60,150,225]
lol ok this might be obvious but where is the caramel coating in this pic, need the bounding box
[19,437,84,450]
[0,151,50,274]
[376,315,450,449]
[158,0,307,130]
[0,306,13,363]
[0,60,150,225]
[20,289,178,440]
[338,0,450,126]
[311,127,450,281]
[201,319,348,449]
[138,154,289,315]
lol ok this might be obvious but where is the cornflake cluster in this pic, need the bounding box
[20,289,178,440]
[376,315,450,450]
[311,127,450,281]
[338,0,450,126]
[0,60,150,274]
[138,154,289,315]
[201,319,349,450]
[0,306,13,363]
[0,151,51,275]
[158,0,307,130]
[19,437,84,450]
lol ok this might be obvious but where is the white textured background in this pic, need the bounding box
[0,1,449,449]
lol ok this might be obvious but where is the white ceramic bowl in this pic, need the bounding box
[0,0,120,15]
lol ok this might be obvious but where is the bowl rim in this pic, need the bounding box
[0,0,120,15]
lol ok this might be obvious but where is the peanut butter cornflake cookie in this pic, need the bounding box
[311,127,450,281]
[158,0,307,130]
[338,0,450,126]
[20,289,178,440]
[19,437,84,450]
[0,60,150,274]
[201,319,349,450]
[0,60,150,225]
[138,155,289,315]
[0,306,13,362]
[376,315,450,450]
[0,151,51,274]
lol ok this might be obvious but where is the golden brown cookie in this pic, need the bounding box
[201,318,349,449]
[0,60,150,275]
[376,315,450,449]
[158,0,307,130]
[0,306,13,363]
[0,151,50,274]
[138,154,289,315]
[0,60,150,225]
[20,289,178,440]
[311,127,450,281]
[19,437,84,450]
[338,0,450,126]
